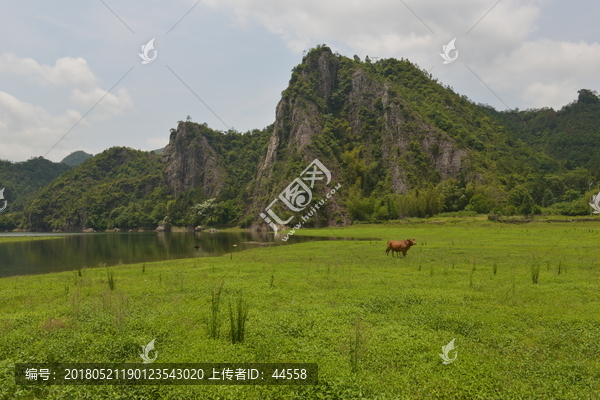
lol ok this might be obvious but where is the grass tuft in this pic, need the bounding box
[558,261,562,275]
[208,280,224,339]
[531,264,540,284]
[106,269,115,291]
[349,317,366,373]
[229,296,249,344]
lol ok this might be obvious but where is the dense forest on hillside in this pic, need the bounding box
[5,124,272,232]
[0,157,71,229]
[24,148,168,232]
[1,47,599,232]
[60,150,94,167]
[483,89,600,172]
[270,46,597,221]
[162,122,271,228]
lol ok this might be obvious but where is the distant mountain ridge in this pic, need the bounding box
[61,151,94,167]
[0,157,70,224]
[3,46,599,231]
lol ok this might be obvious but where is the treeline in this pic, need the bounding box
[483,89,600,173]
[157,121,271,228]
[2,48,600,231]
[1,121,272,231]
[0,157,71,212]
[22,148,170,232]
[346,167,596,221]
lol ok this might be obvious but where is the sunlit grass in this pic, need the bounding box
[1,220,600,399]
[0,236,62,243]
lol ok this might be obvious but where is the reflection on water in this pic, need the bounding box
[0,231,361,278]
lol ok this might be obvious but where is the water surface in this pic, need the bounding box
[0,231,359,278]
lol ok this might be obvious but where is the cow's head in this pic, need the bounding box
[407,239,416,246]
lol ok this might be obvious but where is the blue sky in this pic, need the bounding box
[1,0,599,162]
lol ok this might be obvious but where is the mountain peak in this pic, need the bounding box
[60,150,93,167]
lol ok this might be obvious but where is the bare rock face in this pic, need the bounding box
[254,47,467,208]
[162,122,225,198]
[254,48,341,195]
[343,68,468,193]
[258,49,340,175]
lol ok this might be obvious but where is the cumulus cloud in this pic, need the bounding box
[0,53,134,160]
[0,91,82,161]
[201,0,540,57]
[471,39,600,109]
[201,0,599,110]
[0,53,97,89]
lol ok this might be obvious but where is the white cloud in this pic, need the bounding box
[474,39,600,109]
[201,0,541,57]
[70,87,134,117]
[0,53,97,89]
[0,91,82,161]
[201,0,599,110]
[0,53,134,161]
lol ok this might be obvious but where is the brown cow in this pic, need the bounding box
[386,239,416,258]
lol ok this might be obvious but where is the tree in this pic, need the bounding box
[577,89,600,105]
[466,194,490,214]
[507,186,535,215]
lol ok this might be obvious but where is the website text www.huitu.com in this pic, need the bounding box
[281,183,341,241]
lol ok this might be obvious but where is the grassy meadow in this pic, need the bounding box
[0,236,62,244]
[1,219,600,399]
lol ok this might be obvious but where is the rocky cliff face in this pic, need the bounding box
[250,47,468,226]
[256,50,341,185]
[155,47,476,230]
[162,121,226,198]
[250,49,346,228]
[349,68,467,192]
[23,47,564,232]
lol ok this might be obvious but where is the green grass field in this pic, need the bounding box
[1,219,600,399]
[0,236,62,244]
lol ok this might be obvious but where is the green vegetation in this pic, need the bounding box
[24,147,171,232]
[1,221,599,399]
[209,280,224,339]
[329,52,598,221]
[262,47,600,224]
[60,150,94,167]
[484,89,600,173]
[7,47,600,232]
[229,296,249,344]
[0,157,71,230]
[166,122,270,228]
[0,236,61,243]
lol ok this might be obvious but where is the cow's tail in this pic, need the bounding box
[385,240,391,255]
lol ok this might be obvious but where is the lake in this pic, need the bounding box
[0,231,362,278]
